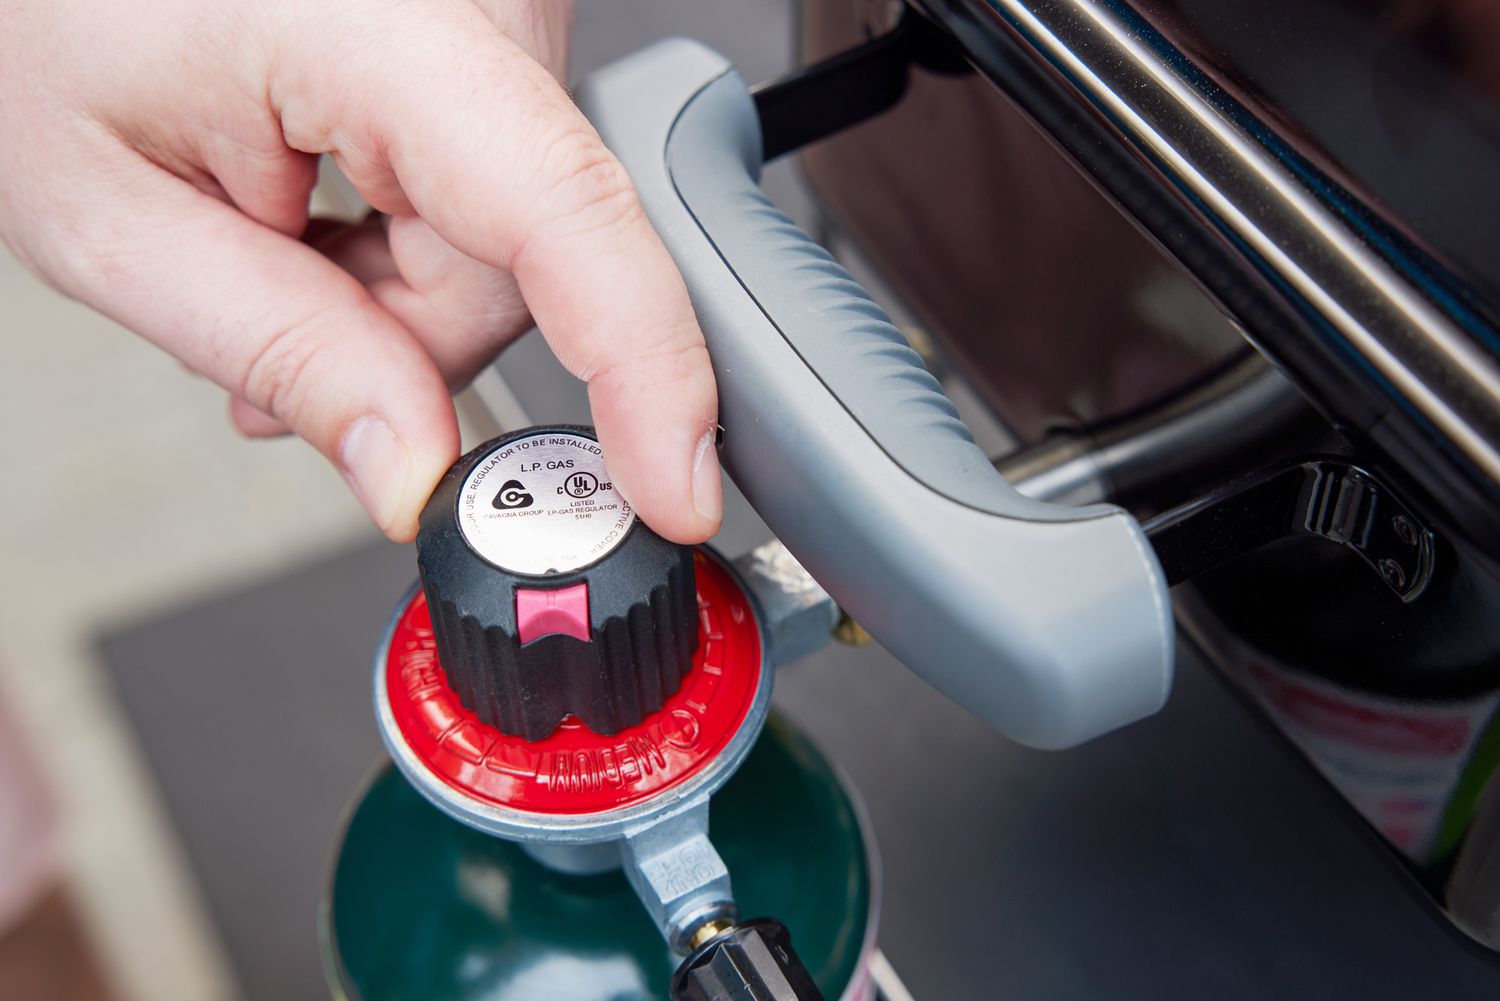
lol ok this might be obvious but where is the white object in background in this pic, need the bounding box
[0,678,58,934]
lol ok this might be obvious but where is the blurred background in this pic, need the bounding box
[4,2,1500,1000]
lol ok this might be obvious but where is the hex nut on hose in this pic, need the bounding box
[671,918,826,1001]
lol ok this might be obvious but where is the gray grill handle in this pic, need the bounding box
[578,40,1172,748]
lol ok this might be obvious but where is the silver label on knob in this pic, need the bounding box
[457,431,636,575]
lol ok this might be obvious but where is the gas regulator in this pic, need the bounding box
[375,426,833,1000]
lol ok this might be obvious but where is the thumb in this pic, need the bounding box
[301,6,722,543]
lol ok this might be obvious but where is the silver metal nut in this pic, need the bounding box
[620,803,738,952]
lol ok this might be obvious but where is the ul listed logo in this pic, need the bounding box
[492,479,534,510]
[560,472,599,499]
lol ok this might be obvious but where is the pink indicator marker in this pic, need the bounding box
[515,583,591,645]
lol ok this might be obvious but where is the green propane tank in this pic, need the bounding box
[322,714,877,1001]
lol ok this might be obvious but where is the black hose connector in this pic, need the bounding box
[671,918,826,1001]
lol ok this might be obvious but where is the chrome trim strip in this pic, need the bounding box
[971,0,1500,485]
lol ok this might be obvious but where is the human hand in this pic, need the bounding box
[0,0,722,543]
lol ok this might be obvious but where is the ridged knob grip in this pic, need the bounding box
[416,426,698,741]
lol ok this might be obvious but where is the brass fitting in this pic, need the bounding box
[833,612,873,646]
[688,916,736,952]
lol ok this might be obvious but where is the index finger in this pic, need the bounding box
[284,7,721,543]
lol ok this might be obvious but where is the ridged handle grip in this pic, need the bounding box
[577,41,1173,748]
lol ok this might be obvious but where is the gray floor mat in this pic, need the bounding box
[98,540,411,1001]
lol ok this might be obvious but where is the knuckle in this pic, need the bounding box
[541,129,641,232]
[238,301,354,421]
[596,337,708,387]
[641,337,709,368]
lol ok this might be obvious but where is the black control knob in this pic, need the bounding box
[671,919,826,1001]
[416,426,697,741]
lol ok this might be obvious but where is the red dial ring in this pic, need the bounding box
[384,550,763,816]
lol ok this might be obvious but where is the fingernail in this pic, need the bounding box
[692,429,723,526]
[340,416,410,532]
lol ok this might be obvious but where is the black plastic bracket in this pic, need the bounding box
[1144,458,1437,601]
[752,11,970,162]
